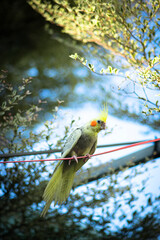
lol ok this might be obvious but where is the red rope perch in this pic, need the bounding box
[0,138,160,164]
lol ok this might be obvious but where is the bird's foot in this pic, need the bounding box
[68,155,78,165]
[83,154,91,163]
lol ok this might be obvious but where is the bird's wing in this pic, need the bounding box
[61,128,82,158]
[89,139,97,155]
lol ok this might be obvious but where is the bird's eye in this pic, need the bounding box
[97,120,101,124]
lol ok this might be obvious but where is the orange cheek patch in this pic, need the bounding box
[90,120,97,127]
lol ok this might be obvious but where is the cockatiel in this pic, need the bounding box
[41,107,108,217]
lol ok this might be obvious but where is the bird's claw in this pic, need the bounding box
[68,155,78,165]
[83,154,91,163]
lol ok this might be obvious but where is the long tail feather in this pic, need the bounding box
[41,161,76,217]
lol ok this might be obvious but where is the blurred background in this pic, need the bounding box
[0,0,160,239]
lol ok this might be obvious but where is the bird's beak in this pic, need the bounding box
[101,122,106,130]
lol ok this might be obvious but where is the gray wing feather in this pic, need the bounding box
[61,128,82,158]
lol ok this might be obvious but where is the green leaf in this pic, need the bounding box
[88,63,95,71]
[69,53,78,60]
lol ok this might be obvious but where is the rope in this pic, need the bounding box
[0,140,148,159]
[0,138,159,164]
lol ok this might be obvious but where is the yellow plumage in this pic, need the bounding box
[98,104,108,122]
[41,107,108,217]
[41,162,76,216]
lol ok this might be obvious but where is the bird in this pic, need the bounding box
[41,106,108,217]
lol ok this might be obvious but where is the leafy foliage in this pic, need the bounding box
[28,0,160,115]
[1,1,160,239]
[0,73,42,154]
[0,71,160,239]
[0,71,63,238]
[70,53,160,115]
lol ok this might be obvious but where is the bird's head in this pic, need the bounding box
[89,105,108,133]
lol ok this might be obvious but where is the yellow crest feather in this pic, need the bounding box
[98,104,108,122]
